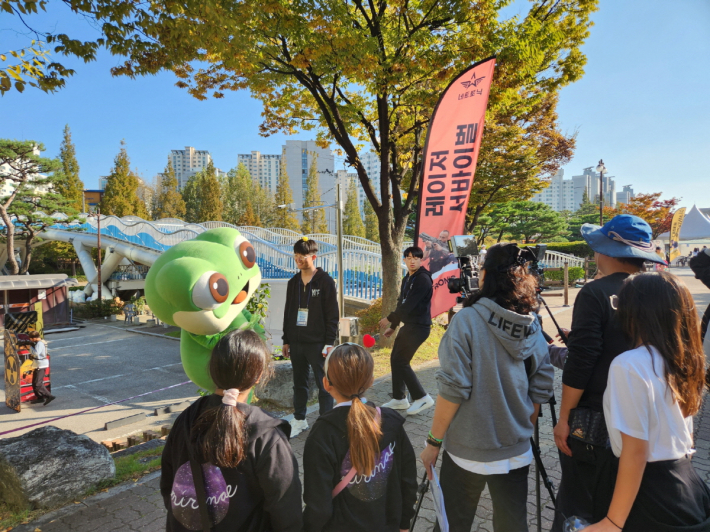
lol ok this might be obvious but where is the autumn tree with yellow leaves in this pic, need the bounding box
[76,0,598,313]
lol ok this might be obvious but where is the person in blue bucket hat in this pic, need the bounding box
[551,214,666,531]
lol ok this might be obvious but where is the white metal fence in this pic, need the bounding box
[36,215,588,301]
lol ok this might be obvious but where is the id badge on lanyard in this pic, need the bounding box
[298,282,311,327]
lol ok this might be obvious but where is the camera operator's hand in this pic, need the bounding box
[384,328,395,338]
[556,328,570,344]
[420,444,440,481]
[554,419,572,456]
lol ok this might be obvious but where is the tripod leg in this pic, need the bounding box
[410,470,430,531]
[535,423,541,532]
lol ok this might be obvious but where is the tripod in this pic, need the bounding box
[532,396,558,532]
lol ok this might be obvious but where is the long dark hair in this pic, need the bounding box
[192,329,270,468]
[326,344,382,476]
[617,272,705,417]
[464,243,539,315]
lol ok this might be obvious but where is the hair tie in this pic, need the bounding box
[350,393,361,400]
[302,236,309,241]
[222,388,240,407]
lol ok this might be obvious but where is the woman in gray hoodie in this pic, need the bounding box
[421,243,554,532]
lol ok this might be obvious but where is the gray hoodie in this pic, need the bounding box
[436,297,554,462]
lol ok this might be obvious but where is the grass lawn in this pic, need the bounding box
[371,324,445,379]
[0,445,164,530]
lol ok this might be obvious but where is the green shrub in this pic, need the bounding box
[355,298,383,334]
[544,266,584,282]
[521,241,593,258]
[73,299,123,319]
[246,283,271,323]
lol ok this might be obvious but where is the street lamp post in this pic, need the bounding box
[596,159,606,226]
[278,182,345,317]
[87,207,103,302]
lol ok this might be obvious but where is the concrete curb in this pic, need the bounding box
[12,471,162,532]
[123,328,180,341]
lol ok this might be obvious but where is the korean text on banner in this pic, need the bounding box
[415,57,496,317]
[669,207,686,264]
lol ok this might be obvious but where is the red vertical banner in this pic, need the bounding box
[415,57,496,317]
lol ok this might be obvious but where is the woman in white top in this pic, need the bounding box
[586,272,710,532]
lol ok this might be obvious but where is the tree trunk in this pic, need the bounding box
[0,206,18,274]
[21,234,34,274]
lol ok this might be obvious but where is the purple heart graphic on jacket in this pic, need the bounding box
[340,442,396,501]
[170,461,237,530]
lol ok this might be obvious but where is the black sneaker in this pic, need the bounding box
[30,398,44,404]
[44,396,55,406]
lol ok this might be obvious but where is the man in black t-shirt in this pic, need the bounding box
[552,215,668,531]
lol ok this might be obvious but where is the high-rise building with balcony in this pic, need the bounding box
[282,140,336,231]
[169,147,214,189]
[237,151,281,193]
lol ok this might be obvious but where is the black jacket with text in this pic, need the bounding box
[282,268,339,345]
[302,405,418,532]
[386,267,433,328]
[160,395,303,532]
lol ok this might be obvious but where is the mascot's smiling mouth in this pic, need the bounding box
[233,279,250,305]
[173,272,262,336]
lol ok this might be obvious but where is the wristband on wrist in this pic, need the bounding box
[426,436,442,448]
[428,431,443,443]
[606,515,623,530]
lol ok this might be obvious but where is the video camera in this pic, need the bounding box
[523,244,547,291]
[446,235,480,303]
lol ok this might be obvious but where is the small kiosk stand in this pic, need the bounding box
[4,304,48,412]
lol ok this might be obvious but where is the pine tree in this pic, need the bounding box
[55,125,84,212]
[101,141,147,217]
[222,163,252,225]
[301,155,328,234]
[238,200,260,226]
[364,198,379,242]
[0,140,62,273]
[273,156,299,230]
[10,173,78,273]
[343,177,365,237]
[182,173,202,223]
[154,159,186,219]
[198,161,223,221]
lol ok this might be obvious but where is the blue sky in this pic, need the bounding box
[1,0,709,209]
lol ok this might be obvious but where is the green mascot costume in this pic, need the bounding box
[145,228,265,391]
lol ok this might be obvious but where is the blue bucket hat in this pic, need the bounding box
[581,214,666,264]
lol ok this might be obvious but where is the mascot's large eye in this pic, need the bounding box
[192,271,230,309]
[238,241,256,269]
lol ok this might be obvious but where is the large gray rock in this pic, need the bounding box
[256,359,317,409]
[0,426,115,510]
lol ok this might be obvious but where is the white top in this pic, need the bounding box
[603,345,694,461]
[448,448,532,475]
[32,340,49,369]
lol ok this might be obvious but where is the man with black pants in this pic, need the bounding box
[552,215,666,531]
[28,331,55,406]
[282,237,339,437]
[379,246,435,416]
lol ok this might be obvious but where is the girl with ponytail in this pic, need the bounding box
[160,330,302,532]
[303,343,418,532]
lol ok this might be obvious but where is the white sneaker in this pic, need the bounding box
[406,394,435,415]
[382,398,411,410]
[289,418,309,438]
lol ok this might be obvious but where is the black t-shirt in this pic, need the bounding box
[562,272,632,412]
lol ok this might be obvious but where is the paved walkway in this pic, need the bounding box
[14,268,710,532]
